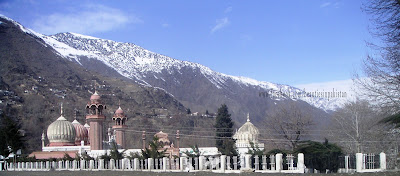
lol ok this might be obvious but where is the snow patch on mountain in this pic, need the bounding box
[0,15,345,111]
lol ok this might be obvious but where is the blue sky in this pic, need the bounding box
[0,0,373,86]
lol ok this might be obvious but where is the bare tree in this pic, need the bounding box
[329,99,399,154]
[330,100,380,153]
[355,0,400,114]
[264,102,313,151]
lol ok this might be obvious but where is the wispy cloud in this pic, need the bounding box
[224,6,232,13]
[320,1,341,8]
[162,23,170,28]
[320,2,331,8]
[211,17,229,34]
[32,4,141,35]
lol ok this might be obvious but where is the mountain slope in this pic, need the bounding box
[46,33,343,123]
[0,15,341,125]
[0,15,187,152]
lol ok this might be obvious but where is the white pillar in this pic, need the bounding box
[110,159,115,170]
[72,160,77,170]
[180,157,185,171]
[121,158,126,170]
[148,158,153,171]
[58,161,62,170]
[245,154,252,170]
[276,153,283,172]
[199,156,204,171]
[162,157,167,171]
[345,155,349,172]
[297,153,305,173]
[65,161,69,170]
[356,153,363,172]
[380,152,386,170]
[89,160,94,170]
[133,158,139,170]
[98,159,104,170]
[221,155,226,172]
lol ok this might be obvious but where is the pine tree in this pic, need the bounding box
[0,113,24,157]
[215,104,237,156]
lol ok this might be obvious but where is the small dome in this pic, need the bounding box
[47,115,76,146]
[115,107,124,115]
[72,119,88,145]
[84,122,90,128]
[233,114,260,144]
[90,91,101,104]
[236,121,260,135]
[155,131,170,145]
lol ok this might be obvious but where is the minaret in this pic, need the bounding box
[41,131,46,149]
[176,130,180,157]
[112,105,128,149]
[86,91,106,150]
[142,131,146,149]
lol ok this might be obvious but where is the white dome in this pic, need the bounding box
[233,114,263,148]
[47,115,76,146]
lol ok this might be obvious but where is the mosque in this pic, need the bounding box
[29,91,264,159]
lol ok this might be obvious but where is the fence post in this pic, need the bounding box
[245,154,252,170]
[133,158,139,170]
[180,157,185,171]
[221,155,226,172]
[199,156,204,171]
[162,157,167,171]
[89,160,94,170]
[276,153,283,172]
[356,153,363,172]
[147,158,153,171]
[262,155,267,170]
[297,153,305,173]
[255,155,259,170]
[380,152,386,170]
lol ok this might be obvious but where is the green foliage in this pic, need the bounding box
[16,155,37,162]
[109,141,125,160]
[63,153,74,161]
[0,112,24,157]
[265,149,290,156]
[247,142,265,158]
[141,136,166,159]
[184,145,201,158]
[215,104,237,156]
[80,151,94,161]
[127,152,143,160]
[100,153,111,161]
[98,141,125,161]
[295,139,343,173]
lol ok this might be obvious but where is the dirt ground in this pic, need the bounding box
[1,171,400,176]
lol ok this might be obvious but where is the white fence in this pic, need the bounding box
[338,152,386,173]
[0,153,305,173]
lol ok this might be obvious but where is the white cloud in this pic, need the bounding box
[224,6,232,13]
[211,17,229,34]
[162,23,170,28]
[32,4,140,35]
[320,2,331,8]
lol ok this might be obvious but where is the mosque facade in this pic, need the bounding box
[29,92,264,159]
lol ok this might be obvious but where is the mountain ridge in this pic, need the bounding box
[0,15,343,125]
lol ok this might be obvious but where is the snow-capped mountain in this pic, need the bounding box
[46,32,345,111]
[1,15,346,123]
